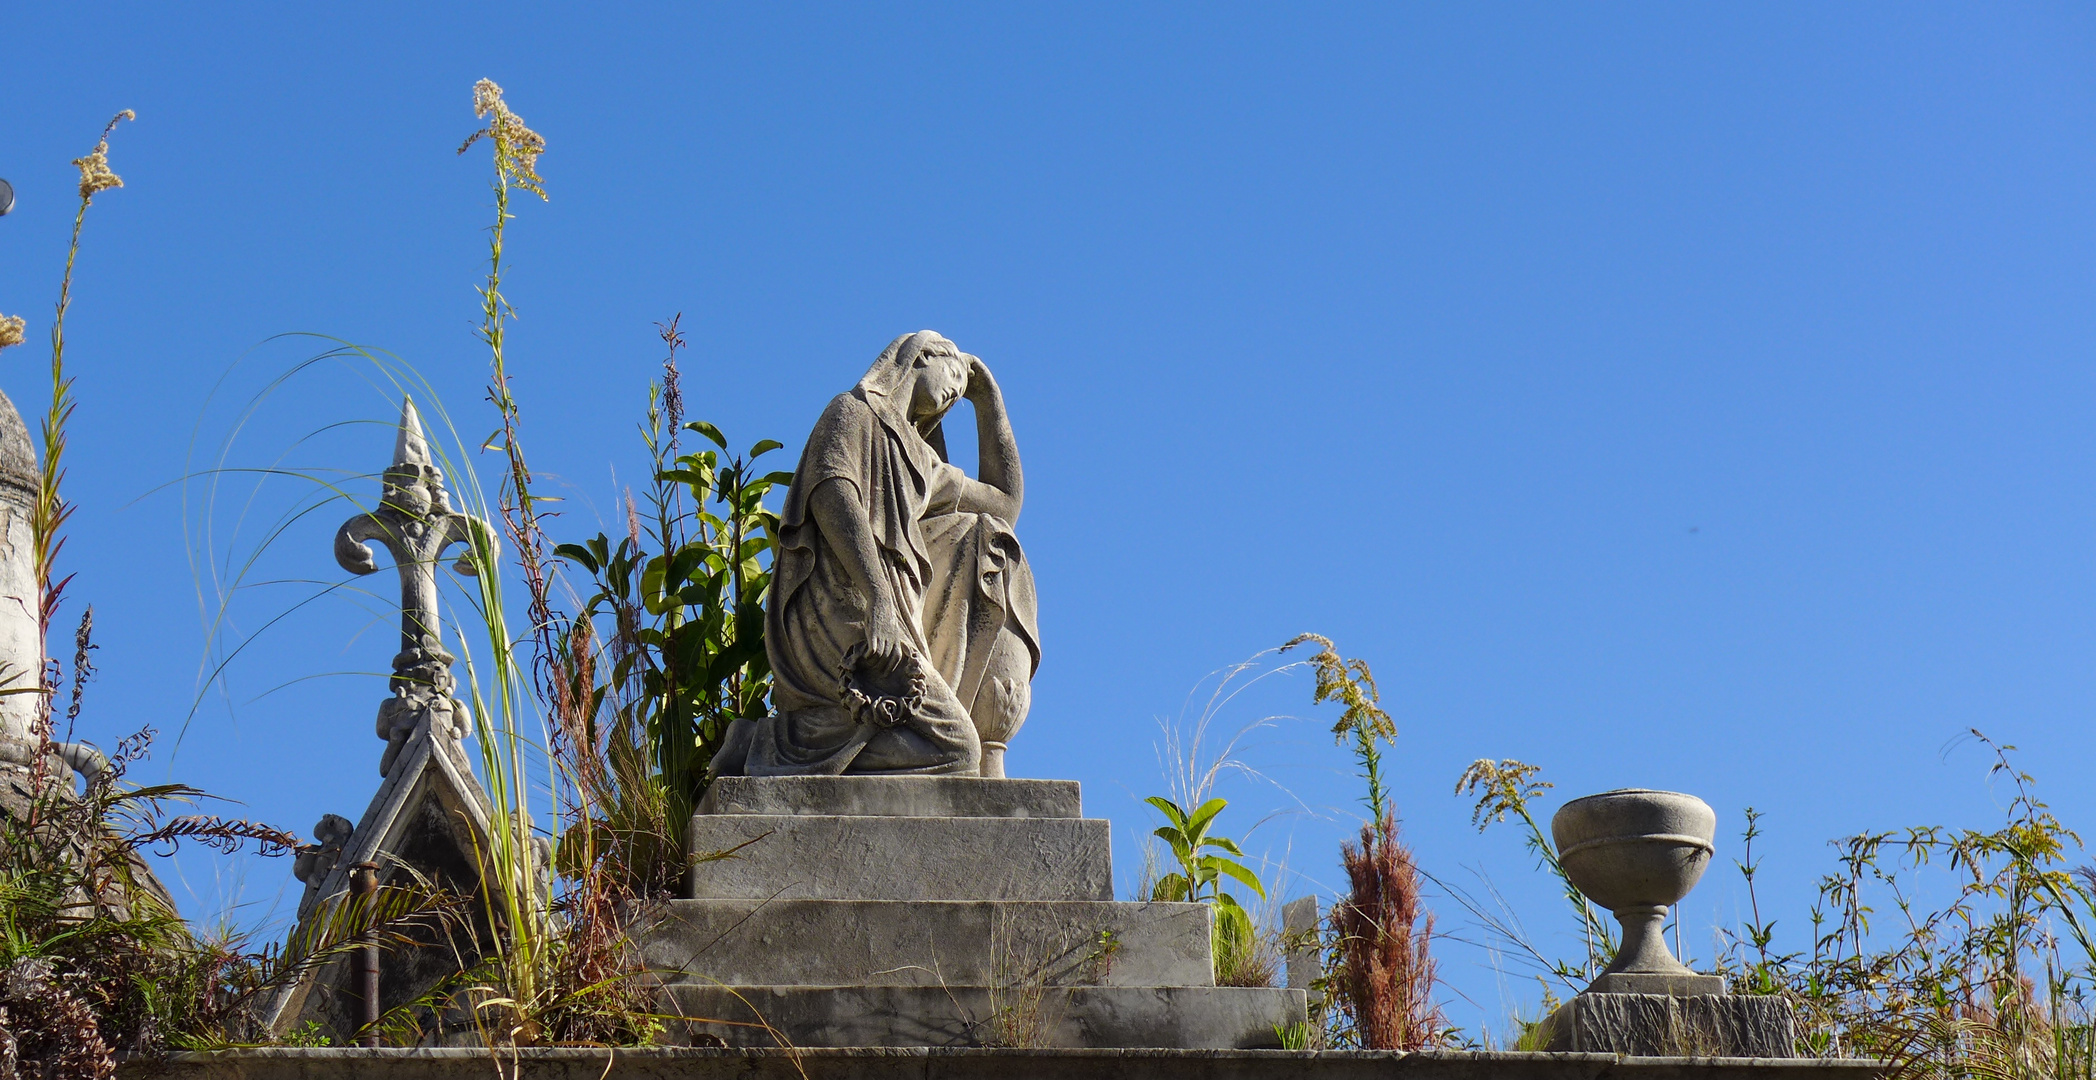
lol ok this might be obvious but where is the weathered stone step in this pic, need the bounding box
[687,813,1112,901]
[639,899,1214,988]
[700,776,1081,818]
[657,984,1308,1050]
[133,1046,1895,1079]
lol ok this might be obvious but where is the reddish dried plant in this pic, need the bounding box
[1333,811,1444,1050]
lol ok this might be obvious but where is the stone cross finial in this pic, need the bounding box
[334,400,494,775]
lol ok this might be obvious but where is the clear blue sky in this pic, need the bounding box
[5,4,2094,1039]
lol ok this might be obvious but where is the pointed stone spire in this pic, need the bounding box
[332,400,490,774]
[393,397,432,471]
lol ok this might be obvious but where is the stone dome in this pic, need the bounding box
[0,389,36,515]
[0,390,38,746]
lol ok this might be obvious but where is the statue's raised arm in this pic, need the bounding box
[732,331,1040,780]
[955,354,1021,524]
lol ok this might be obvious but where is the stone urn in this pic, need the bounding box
[1550,789,1722,995]
[969,632,1034,779]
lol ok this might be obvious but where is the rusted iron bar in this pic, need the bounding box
[350,861,381,1048]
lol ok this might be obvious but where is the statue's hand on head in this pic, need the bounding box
[964,354,997,402]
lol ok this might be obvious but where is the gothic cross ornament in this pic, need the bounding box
[334,400,494,775]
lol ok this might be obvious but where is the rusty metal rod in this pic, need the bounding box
[350,861,381,1048]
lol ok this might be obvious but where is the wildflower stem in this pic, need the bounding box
[33,110,131,784]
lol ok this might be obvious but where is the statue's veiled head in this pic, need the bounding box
[858,330,971,437]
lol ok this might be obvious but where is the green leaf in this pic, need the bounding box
[1187,797,1229,839]
[553,543,600,573]
[1202,835,1246,857]
[1144,796,1190,831]
[1152,826,1192,862]
[747,439,784,458]
[684,421,729,449]
[1201,855,1267,900]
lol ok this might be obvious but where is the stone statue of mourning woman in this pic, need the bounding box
[716,331,1040,779]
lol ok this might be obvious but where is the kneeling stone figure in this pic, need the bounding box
[719,331,1038,779]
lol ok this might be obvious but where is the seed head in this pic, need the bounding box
[72,143,121,202]
[72,110,135,204]
[459,79,547,198]
[0,316,24,352]
[473,78,504,118]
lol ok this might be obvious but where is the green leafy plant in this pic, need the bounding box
[553,317,787,893]
[280,1021,332,1048]
[556,374,784,794]
[1145,795,1266,907]
[1714,731,2096,1074]
[1145,794,1267,985]
[1730,806,1789,997]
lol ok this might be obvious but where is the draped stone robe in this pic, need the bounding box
[746,387,1039,776]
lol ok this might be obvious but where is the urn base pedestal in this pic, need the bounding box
[1543,992,1797,1058]
[980,740,1009,779]
[1590,971,1729,996]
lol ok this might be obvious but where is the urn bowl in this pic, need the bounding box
[1550,789,1716,913]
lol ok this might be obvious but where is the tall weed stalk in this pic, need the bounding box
[37,111,132,646]
[0,109,437,1059]
[446,78,671,1047]
[21,111,133,756]
[1283,634,1446,1049]
[440,78,559,1046]
[1453,758,1615,986]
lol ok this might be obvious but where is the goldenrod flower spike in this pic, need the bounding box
[458,79,546,199]
[71,110,135,204]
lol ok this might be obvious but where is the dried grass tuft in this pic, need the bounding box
[1332,811,1444,1050]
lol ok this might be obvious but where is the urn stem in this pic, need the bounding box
[1606,902,1693,977]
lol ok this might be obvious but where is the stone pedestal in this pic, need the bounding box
[1543,991,1796,1057]
[648,776,1306,1049]
[1589,972,1729,996]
